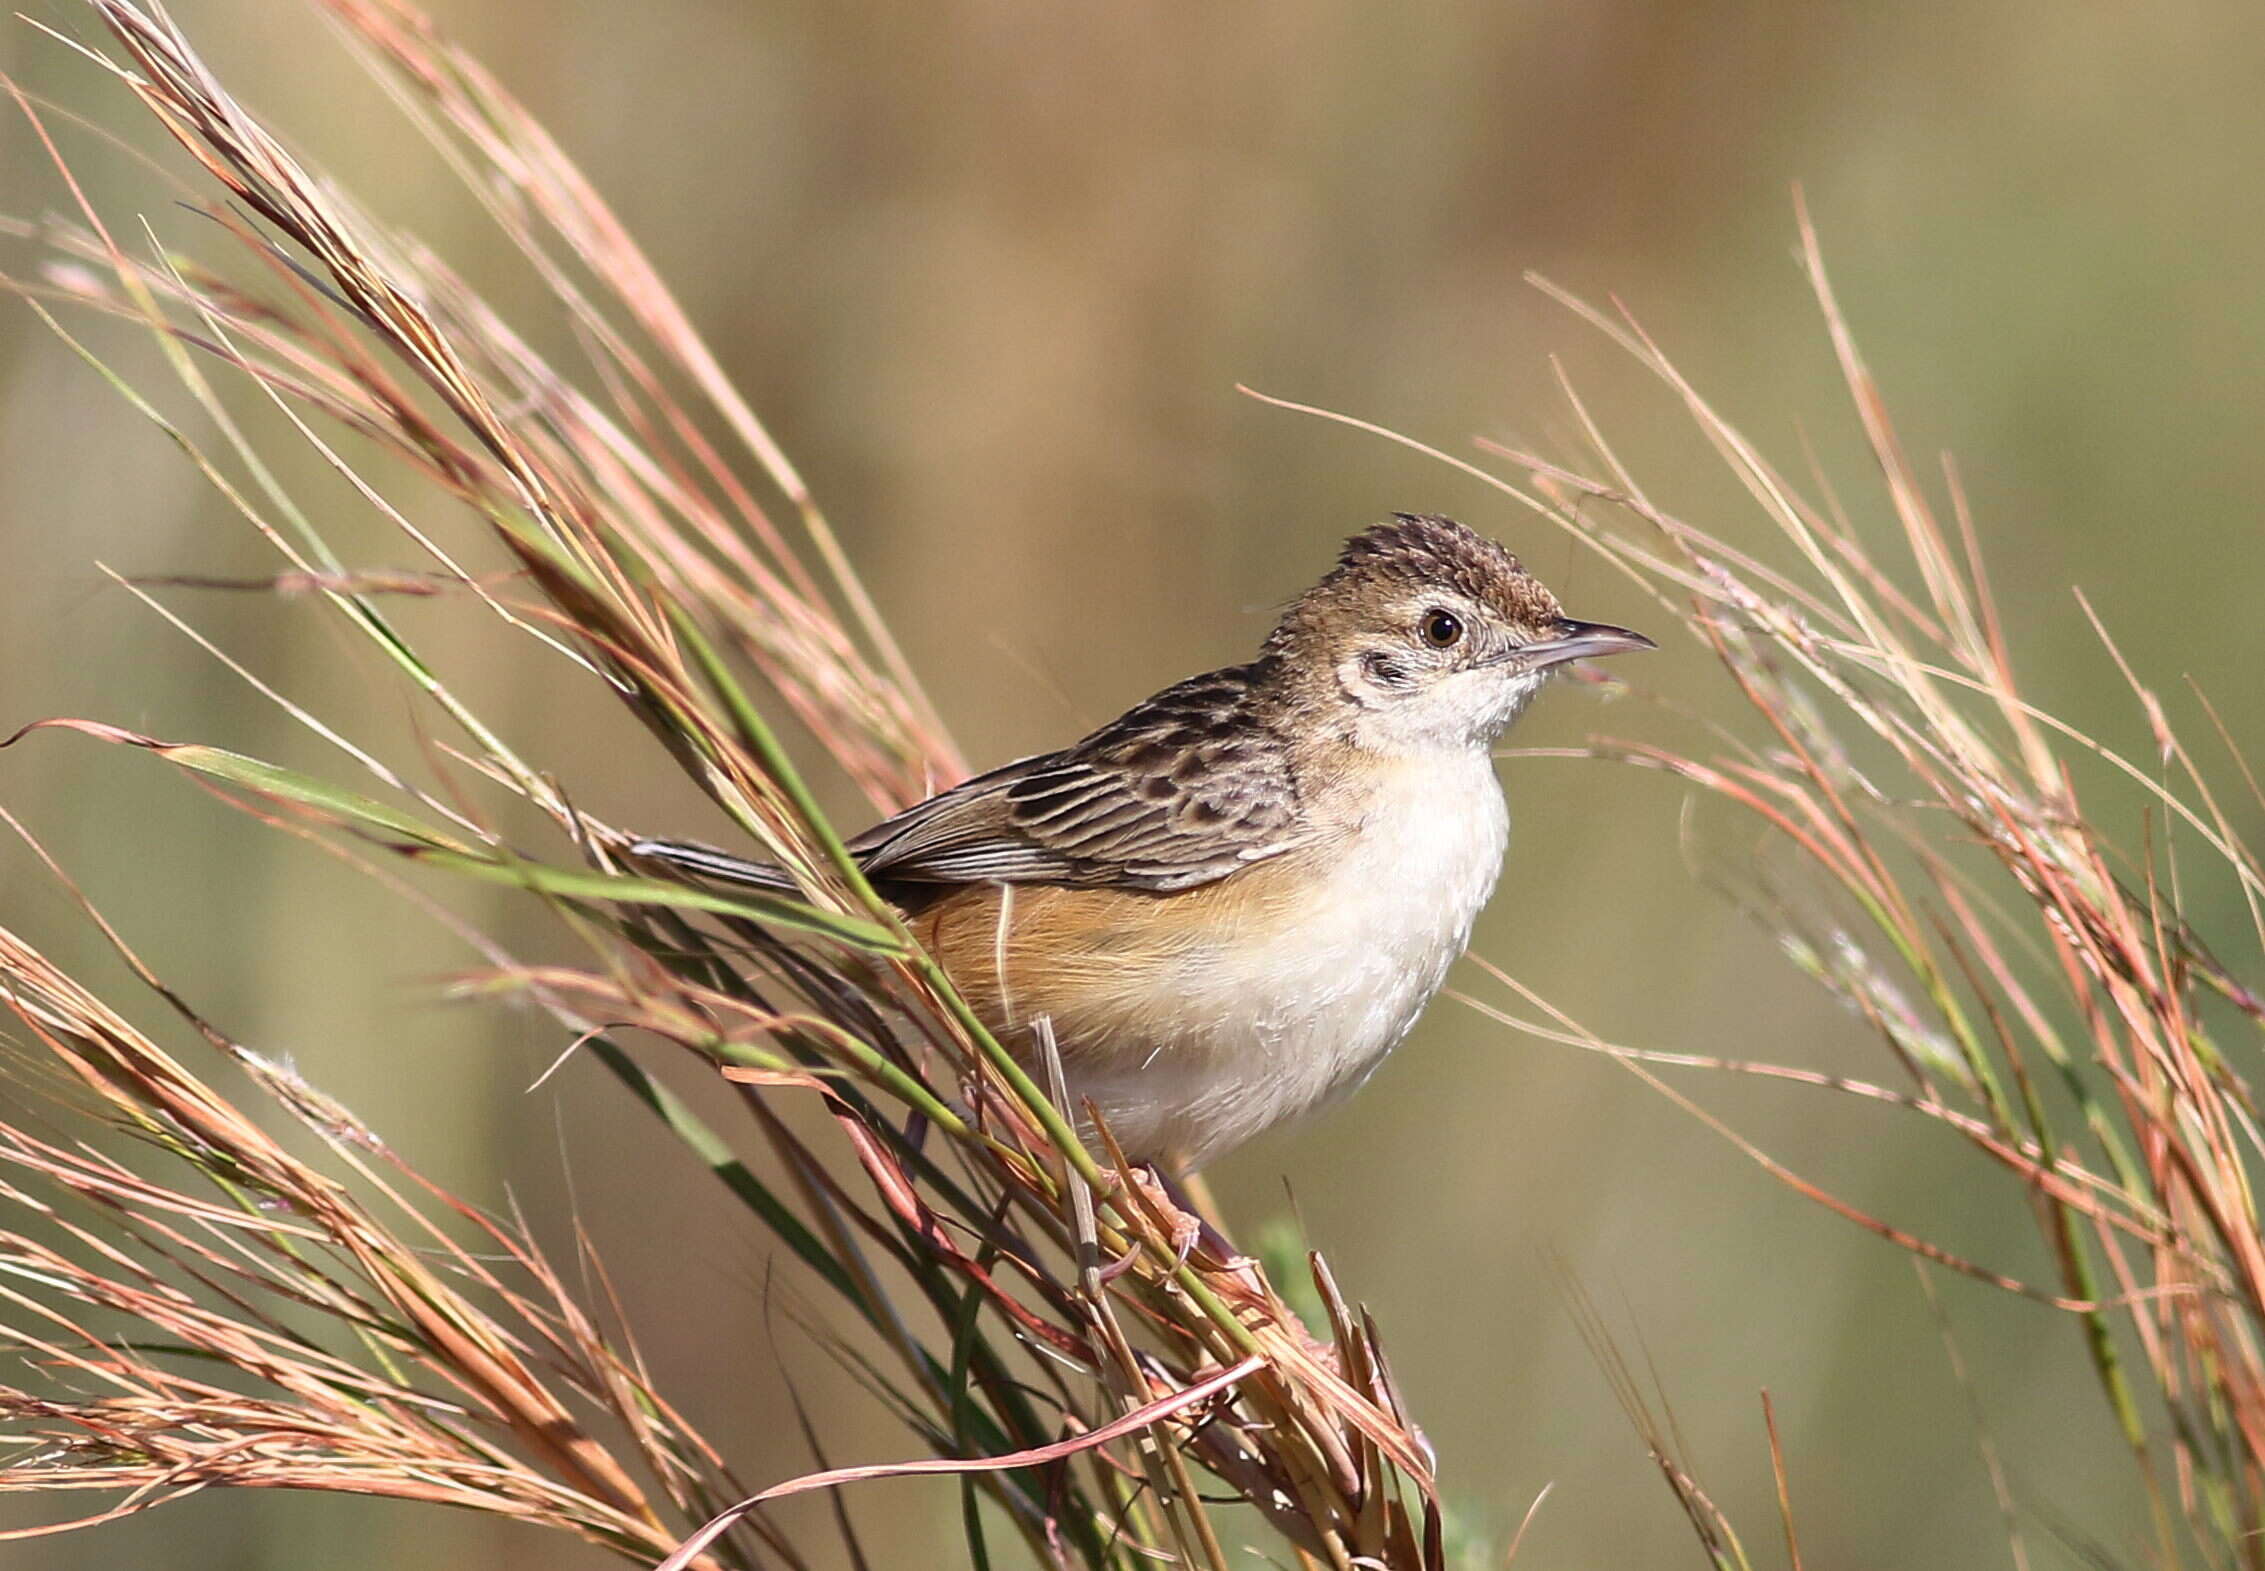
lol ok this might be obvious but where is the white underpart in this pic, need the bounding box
[1072,743,1512,1171]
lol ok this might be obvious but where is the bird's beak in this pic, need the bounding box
[1511,617,1657,670]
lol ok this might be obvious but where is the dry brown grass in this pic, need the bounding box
[3,4,1443,1566]
[0,3,2258,1568]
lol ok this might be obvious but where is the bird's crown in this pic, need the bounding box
[1271,513,1562,648]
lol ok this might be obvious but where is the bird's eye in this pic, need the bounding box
[1419,608,1463,648]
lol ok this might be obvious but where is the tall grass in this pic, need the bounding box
[2,4,1437,1566]
[0,2,2257,1568]
[1371,224,2262,1565]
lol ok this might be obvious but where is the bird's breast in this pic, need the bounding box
[1252,750,1510,1082]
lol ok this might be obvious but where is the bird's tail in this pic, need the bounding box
[627,837,800,891]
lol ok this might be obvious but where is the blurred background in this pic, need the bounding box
[3,1,2261,1565]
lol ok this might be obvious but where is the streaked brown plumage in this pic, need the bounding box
[634,514,1653,1171]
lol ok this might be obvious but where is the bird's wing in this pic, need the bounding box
[852,664,1305,893]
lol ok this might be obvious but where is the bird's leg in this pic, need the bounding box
[1141,1164,1255,1271]
[1159,1168,1240,1260]
[1119,1162,1204,1268]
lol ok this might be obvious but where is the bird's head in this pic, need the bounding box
[1267,513,1654,753]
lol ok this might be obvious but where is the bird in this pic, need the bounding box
[633,514,1652,1175]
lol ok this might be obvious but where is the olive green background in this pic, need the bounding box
[2,3,2260,1566]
